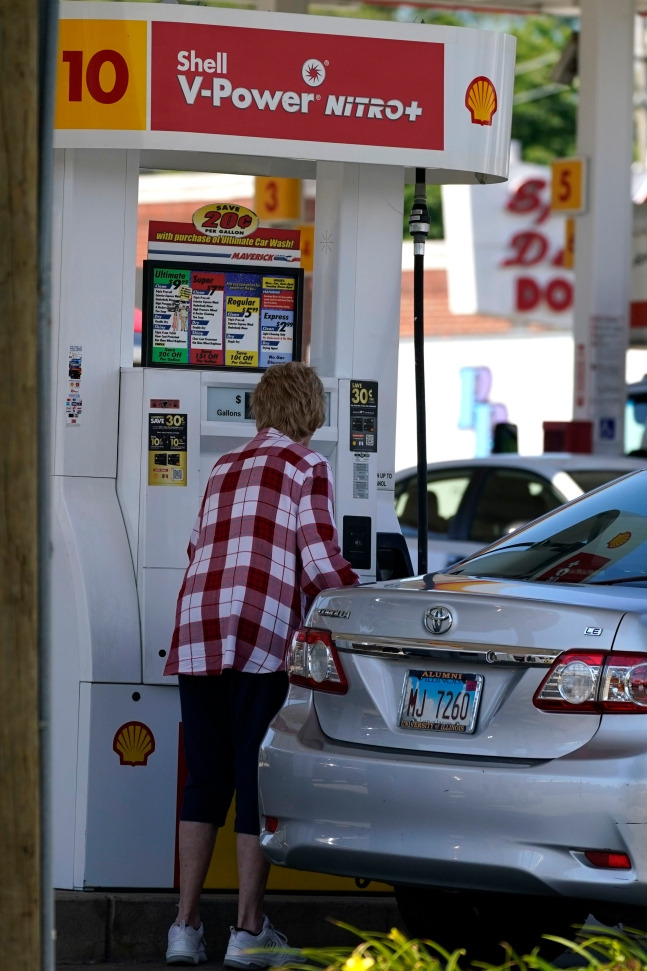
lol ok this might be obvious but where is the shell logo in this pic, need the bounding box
[465,76,498,126]
[607,531,632,549]
[113,721,156,767]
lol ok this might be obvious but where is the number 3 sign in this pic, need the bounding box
[55,19,147,130]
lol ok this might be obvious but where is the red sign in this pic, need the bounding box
[148,221,301,250]
[535,552,610,583]
[150,22,444,151]
[501,177,573,317]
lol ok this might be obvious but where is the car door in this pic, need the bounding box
[466,467,565,546]
[394,467,476,572]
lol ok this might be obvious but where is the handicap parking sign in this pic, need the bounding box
[599,417,616,440]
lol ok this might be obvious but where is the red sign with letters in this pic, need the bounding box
[535,552,610,583]
[150,21,444,151]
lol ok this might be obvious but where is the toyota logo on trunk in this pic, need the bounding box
[424,606,453,635]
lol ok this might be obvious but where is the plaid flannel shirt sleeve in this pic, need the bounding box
[297,460,359,596]
[186,486,209,562]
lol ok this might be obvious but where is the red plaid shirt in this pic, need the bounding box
[164,427,358,675]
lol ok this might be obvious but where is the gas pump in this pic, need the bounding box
[50,1,515,890]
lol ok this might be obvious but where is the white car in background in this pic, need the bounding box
[394,453,647,573]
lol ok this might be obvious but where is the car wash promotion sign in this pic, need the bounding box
[54,3,516,181]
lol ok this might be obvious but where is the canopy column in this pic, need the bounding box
[572,0,635,453]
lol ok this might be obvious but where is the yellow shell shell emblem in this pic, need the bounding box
[607,531,631,549]
[465,76,498,126]
[113,721,156,767]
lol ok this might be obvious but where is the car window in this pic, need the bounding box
[448,470,647,585]
[625,392,647,454]
[469,469,562,545]
[395,471,472,536]
[567,468,641,493]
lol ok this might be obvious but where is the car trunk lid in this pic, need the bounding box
[307,577,627,760]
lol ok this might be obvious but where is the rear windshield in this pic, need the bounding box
[447,470,647,586]
[567,468,640,493]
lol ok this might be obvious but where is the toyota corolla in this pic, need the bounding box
[258,469,647,959]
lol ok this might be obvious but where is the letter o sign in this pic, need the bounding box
[545,278,573,312]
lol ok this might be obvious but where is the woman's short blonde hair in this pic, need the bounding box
[250,361,326,441]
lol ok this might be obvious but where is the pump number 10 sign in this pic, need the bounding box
[55,19,147,130]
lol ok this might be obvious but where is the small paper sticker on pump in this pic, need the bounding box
[353,454,369,500]
[66,345,83,425]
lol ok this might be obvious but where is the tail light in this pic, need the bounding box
[584,850,631,869]
[287,628,348,694]
[534,650,647,712]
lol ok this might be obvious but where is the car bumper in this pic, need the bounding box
[258,691,647,909]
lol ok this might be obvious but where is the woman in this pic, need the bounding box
[165,361,358,967]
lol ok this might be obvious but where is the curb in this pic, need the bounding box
[55,891,404,964]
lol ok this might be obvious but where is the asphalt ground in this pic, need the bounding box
[53,891,635,969]
[54,891,405,968]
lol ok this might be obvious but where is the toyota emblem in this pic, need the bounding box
[423,606,453,635]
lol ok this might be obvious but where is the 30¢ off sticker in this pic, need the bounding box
[55,19,147,130]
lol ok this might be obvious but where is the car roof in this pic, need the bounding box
[627,374,647,394]
[395,453,647,480]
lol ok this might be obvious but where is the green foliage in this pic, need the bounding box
[309,4,399,20]
[285,921,647,971]
[398,11,578,237]
[510,16,578,165]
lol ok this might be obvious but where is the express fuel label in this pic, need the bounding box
[150,22,443,151]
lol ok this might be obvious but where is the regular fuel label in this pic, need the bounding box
[225,275,261,367]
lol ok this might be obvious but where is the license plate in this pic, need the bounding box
[398,669,483,734]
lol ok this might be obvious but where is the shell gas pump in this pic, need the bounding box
[49,1,515,890]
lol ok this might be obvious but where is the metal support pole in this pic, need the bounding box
[408,170,430,575]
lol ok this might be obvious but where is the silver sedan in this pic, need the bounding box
[259,468,647,959]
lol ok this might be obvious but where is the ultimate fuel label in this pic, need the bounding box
[148,413,188,486]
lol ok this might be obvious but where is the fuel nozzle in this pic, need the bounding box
[408,170,430,256]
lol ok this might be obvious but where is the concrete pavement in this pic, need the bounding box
[54,891,405,967]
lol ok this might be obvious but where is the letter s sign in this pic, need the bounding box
[55,20,147,130]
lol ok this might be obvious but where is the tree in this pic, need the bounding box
[396,10,579,237]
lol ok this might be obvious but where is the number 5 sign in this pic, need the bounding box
[55,19,147,130]
[550,157,587,215]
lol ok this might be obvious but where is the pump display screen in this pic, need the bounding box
[141,260,304,370]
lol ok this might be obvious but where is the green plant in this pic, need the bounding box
[283,921,647,971]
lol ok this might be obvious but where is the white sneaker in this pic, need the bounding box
[166,921,207,965]
[223,915,305,968]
